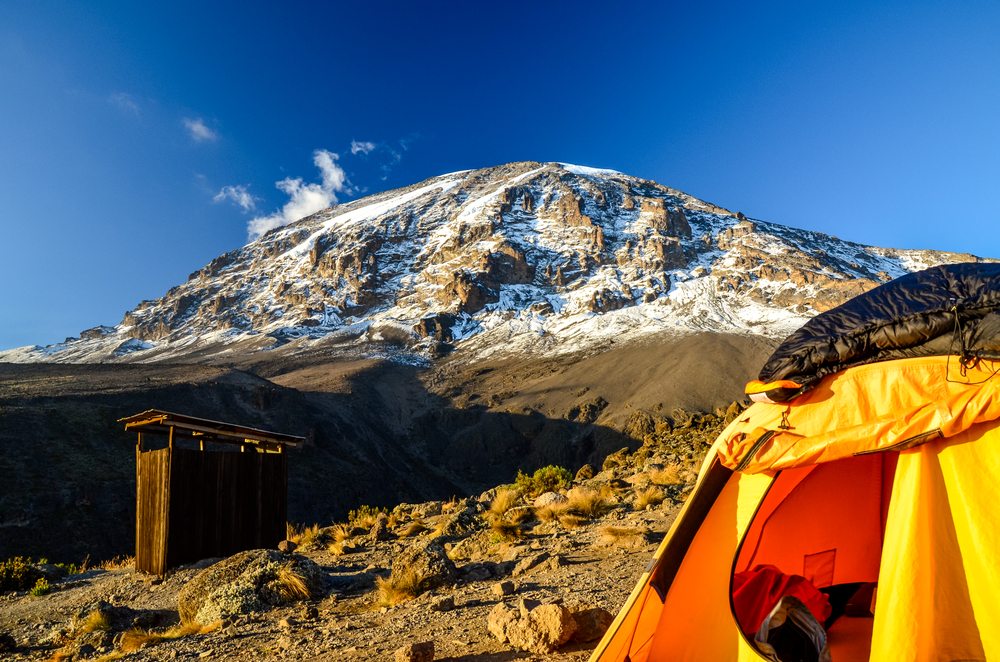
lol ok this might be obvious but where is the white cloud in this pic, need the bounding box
[213,184,257,212]
[350,139,376,155]
[183,117,218,142]
[109,92,140,115]
[247,149,348,239]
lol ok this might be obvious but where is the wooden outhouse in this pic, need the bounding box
[120,409,304,575]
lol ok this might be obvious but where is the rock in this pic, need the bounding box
[431,500,481,538]
[575,464,595,481]
[487,602,519,641]
[602,447,632,471]
[394,641,434,662]
[512,552,550,577]
[177,549,327,625]
[299,605,319,621]
[533,492,568,509]
[391,539,457,592]
[414,313,457,342]
[278,617,296,628]
[429,595,454,612]
[277,540,298,554]
[492,581,515,597]
[366,513,393,542]
[569,606,613,642]
[542,555,567,572]
[488,600,578,654]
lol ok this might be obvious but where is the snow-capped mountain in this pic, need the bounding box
[2,161,989,363]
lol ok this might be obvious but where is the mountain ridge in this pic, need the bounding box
[2,161,990,364]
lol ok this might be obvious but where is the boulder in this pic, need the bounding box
[429,595,454,611]
[492,580,515,597]
[394,641,434,661]
[391,539,457,592]
[488,600,578,654]
[277,540,297,554]
[177,549,327,625]
[575,464,595,481]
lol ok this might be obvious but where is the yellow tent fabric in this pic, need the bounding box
[590,356,1000,662]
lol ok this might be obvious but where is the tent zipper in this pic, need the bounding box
[735,430,776,471]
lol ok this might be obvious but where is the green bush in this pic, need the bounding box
[514,465,573,497]
[30,577,51,597]
[0,556,42,593]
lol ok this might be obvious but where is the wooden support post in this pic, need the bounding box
[168,425,174,450]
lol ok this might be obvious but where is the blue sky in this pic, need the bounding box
[1,1,998,349]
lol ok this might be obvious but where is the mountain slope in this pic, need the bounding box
[1,161,989,363]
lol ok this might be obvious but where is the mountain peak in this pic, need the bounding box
[1,162,990,364]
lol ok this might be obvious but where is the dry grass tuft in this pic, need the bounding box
[327,540,360,556]
[534,502,569,522]
[441,497,460,514]
[98,555,134,571]
[633,486,665,510]
[398,520,427,537]
[557,513,588,529]
[79,609,111,633]
[117,621,219,654]
[598,525,650,548]
[329,523,352,543]
[375,566,428,606]
[487,518,524,541]
[488,488,521,519]
[648,465,684,486]
[565,486,611,518]
[276,564,311,601]
[347,505,387,530]
[286,523,328,549]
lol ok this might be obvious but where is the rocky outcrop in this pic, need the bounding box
[391,539,457,592]
[177,550,326,625]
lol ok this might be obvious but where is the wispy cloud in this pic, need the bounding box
[108,92,140,115]
[350,139,376,155]
[247,149,348,239]
[183,117,218,142]
[214,184,257,213]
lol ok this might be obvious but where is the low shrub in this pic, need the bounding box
[514,465,572,497]
[30,577,51,597]
[0,556,41,593]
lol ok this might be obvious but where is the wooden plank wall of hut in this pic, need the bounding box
[136,448,171,575]
[165,448,287,569]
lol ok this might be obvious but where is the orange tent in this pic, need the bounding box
[590,355,1000,661]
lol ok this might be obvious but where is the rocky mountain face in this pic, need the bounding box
[1,161,987,364]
